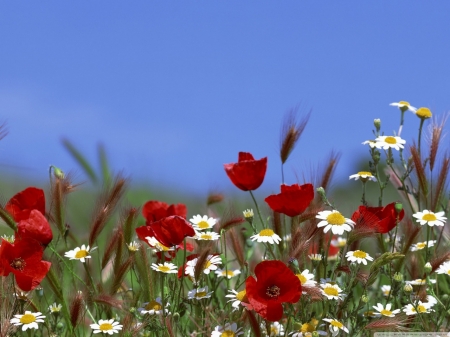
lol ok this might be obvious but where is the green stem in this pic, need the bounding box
[418,118,425,157]
[249,190,276,259]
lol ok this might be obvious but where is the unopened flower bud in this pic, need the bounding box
[51,165,65,179]
[362,294,369,303]
[404,284,413,293]
[393,272,403,282]
[394,202,403,214]
[172,312,180,322]
[312,332,320,337]
[374,119,381,132]
[424,262,432,273]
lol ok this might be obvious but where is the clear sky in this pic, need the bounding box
[1,2,449,195]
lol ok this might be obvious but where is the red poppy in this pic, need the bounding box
[224,152,267,191]
[17,210,53,246]
[264,183,314,217]
[147,215,195,248]
[351,202,404,233]
[0,237,51,291]
[246,260,301,321]
[5,187,46,222]
[142,200,187,223]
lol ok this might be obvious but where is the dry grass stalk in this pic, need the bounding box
[89,174,128,246]
[313,151,341,194]
[0,276,16,337]
[244,310,262,337]
[428,114,447,171]
[272,211,282,238]
[102,227,123,270]
[110,256,134,295]
[93,293,123,310]
[226,228,245,268]
[206,192,224,205]
[364,315,410,331]
[431,156,450,212]
[218,207,245,231]
[302,285,323,302]
[279,106,311,164]
[121,207,138,244]
[0,122,8,141]
[193,244,213,283]
[134,245,152,300]
[69,291,84,329]
[289,223,319,264]
[410,144,428,202]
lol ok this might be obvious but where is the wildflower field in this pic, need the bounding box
[1,102,450,337]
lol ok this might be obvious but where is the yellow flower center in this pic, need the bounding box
[297,274,307,285]
[358,171,372,176]
[157,243,171,251]
[380,309,392,316]
[324,286,339,297]
[99,323,113,331]
[330,320,343,329]
[416,243,426,249]
[196,291,207,298]
[236,290,247,302]
[221,331,235,337]
[399,101,410,106]
[158,266,171,272]
[197,221,210,229]
[222,270,235,277]
[259,229,275,236]
[20,314,36,324]
[417,305,427,313]
[201,234,213,240]
[384,136,397,144]
[301,323,315,333]
[326,212,345,225]
[145,300,162,311]
[75,250,88,259]
[416,107,432,119]
[353,250,367,259]
[204,261,212,269]
[422,213,437,221]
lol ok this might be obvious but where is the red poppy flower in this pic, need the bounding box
[17,210,53,246]
[147,215,195,248]
[246,260,301,321]
[224,152,267,191]
[5,187,46,222]
[351,202,404,233]
[264,183,314,217]
[142,200,187,223]
[0,237,51,291]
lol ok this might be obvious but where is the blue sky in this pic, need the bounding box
[1,2,449,196]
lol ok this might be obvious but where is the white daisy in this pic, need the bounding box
[211,322,243,337]
[308,254,322,261]
[296,269,316,287]
[289,318,326,337]
[151,262,178,274]
[194,231,221,241]
[185,255,222,277]
[243,209,254,219]
[331,237,347,248]
[375,135,406,151]
[436,261,450,276]
[215,268,241,279]
[362,140,377,148]
[403,302,433,315]
[406,278,437,286]
[64,244,97,263]
[49,303,62,314]
[138,297,170,315]
[413,210,446,227]
[316,210,355,235]
[127,241,141,252]
[372,303,401,317]
[90,319,123,334]
[320,283,344,300]
[145,236,175,252]
[381,285,391,297]
[262,322,284,336]
[10,311,45,331]
[322,318,349,336]
[390,101,417,112]
[250,229,282,244]
[346,250,373,265]
[349,171,377,182]
[226,289,247,311]
[187,286,213,300]
[410,240,437,251]
[190,214,217,231]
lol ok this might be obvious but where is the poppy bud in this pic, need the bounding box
[51,165,65,179]
[394,203,403,214]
